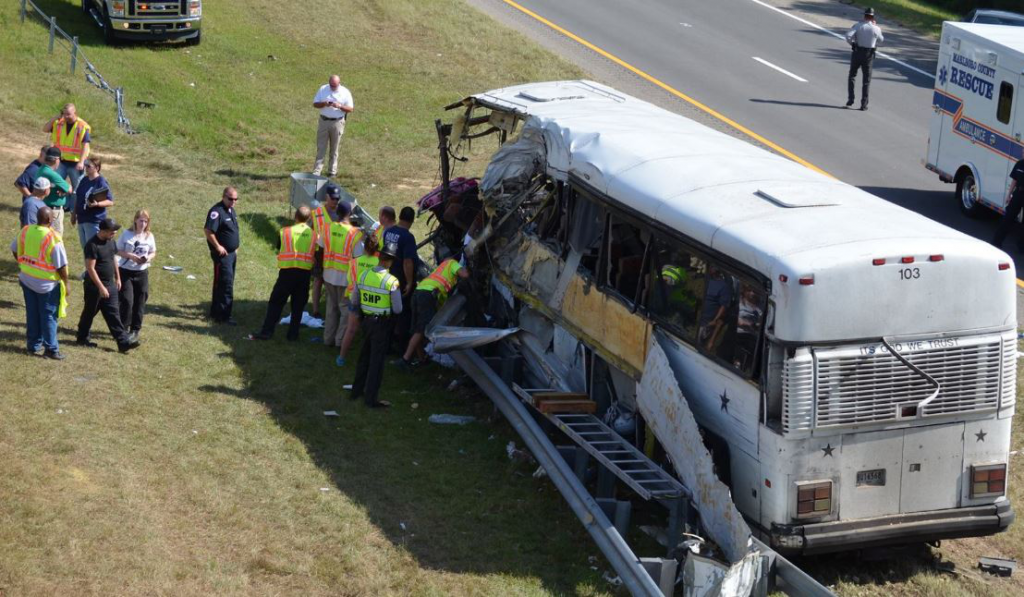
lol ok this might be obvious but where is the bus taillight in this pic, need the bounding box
[798,276,814,286]
[795,480,832,518]
[971,464,1007,498]
[901,256,915,264]
[872,258,885,266]
[999,263,1011,271]
[928,254,944,262]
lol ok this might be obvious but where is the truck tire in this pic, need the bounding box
[185,30,201,46]
[956,169,985,218]
[102,14,119,46]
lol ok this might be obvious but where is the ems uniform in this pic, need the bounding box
[845,18,884,109]
[411,258,463,336]
[350,264,403,407]
[993,158,1024,250]
[205,201,240,322]
[320,220,363,346]
[50,117,91,191]
[12,225,67,356]
[256,222,316,340]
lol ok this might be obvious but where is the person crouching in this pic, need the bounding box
[252,206,316,341]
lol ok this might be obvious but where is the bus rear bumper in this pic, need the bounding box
[770,501,1014,556]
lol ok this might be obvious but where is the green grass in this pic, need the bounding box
[0,1,615,595]
[846,1,964,38]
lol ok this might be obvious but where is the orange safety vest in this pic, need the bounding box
[50,118,91,162]
[323,221,357,274]
[17,225,60,281]
[277,223,315,270]
[311,205,329,242]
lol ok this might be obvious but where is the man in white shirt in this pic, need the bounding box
[845,8,884,111]
[312,75,355,177]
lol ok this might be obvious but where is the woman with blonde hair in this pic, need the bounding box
[116,209,156,343]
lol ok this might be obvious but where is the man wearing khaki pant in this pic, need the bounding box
[312,75,354,178]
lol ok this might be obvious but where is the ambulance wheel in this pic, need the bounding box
[956,169,984,218]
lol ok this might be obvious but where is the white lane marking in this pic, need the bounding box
[752,56,808,82]
[746,0,934,79]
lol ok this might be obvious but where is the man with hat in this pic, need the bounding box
[35,147,72,234]
[318,193,361,348]
[77,217,139,353]
[348,240,403,409]
[11,206,69,360]
[252,206,316,341]
[309,183,344,321]
[845,8,884,111]
[14,145,48,201]
[20,178,50,228]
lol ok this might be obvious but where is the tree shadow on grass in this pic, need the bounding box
[239,213,290,250]
[168,300,605,592]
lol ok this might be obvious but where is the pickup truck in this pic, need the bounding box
[82,1,202,45]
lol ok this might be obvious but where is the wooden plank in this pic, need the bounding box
[537,399,597,414]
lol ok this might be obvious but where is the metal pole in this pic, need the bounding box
[71,37,79,74]
[48,16,56,53]
[20,0,26,23]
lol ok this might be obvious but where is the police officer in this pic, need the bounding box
[252,206,316,341]
[348,241,403,409]
[204,187,241,325]
[845,8,884,111]
[399,256,469,368]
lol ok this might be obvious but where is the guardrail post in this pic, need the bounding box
[48,16,56,53]
[71,37,79,74]
[20,0,27,23]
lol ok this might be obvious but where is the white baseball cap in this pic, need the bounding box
[33,177,51,191]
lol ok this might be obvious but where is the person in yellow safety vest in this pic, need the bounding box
[308,184,344,321]
[660,264,697,313]
[398,256,470,369]
[43,103,91,191]
[337,229,378,367]
[11,206,70,360]
[252,206,316,341]
[347,241,403,408]
[318,198,358,348]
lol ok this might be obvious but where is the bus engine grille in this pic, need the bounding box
[783,333,1015,431]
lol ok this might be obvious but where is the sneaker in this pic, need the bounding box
[75,339,98,348]
[310,336,323,343]
[128,331,140,344]
[393,358,413,372]
[335,356,346,367]
[28,347,44,357]
[368,400,392,409]
[118,339,141,353]
[43,349,65,360]
[860,105,868,111]
[845,100,854,108]
[250,332,271,341]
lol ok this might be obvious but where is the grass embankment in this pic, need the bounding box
[0,1,609,595]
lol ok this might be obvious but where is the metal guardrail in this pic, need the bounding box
[19,0,136,134]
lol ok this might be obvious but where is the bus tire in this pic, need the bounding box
[956,168,985,218]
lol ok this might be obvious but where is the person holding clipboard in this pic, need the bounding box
[71,158,114,276]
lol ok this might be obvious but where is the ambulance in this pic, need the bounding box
[925,22,1024,216]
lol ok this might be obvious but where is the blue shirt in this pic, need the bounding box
[382,225,417,286]
[75,175,114,224]
[15,160,43,192]
[20,197,47,227]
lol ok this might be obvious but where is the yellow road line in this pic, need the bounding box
[498,0,832,177]
[499,0,1024,289]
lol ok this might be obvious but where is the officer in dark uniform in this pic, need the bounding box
[204,187,241,324]
[348,240,403,409]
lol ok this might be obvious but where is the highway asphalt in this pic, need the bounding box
[469,0,1024,313]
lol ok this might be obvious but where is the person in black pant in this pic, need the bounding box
[252,207,316,341]
[993,159,1024,251]
[116,209,157,343]
[349,239,403,409]
[204,187,240,325]
[77,217,138,353]
[845,9,884,111]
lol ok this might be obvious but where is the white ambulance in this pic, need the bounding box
[925,22,1024,216]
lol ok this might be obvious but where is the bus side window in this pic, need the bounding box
[647,239,706,342]
[997,82,1013,125]
[732,282,766,377]
[567,188,605,276]
[698,265,737,358]
[603,216,647,302]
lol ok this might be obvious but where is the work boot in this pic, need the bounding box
[368,400,392,409]
[43,349,65,360]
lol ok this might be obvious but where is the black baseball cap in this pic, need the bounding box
[99,217,121,232]
[325,184,341,199]
[337,201,352,218]
[44,147,62,160]
[380,242,399,259]
[864,8,875,16]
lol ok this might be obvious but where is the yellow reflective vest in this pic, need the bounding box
[50,118,91,162]
[417,258,463,301]
[277,223,315,270]
[17,225,60,281]
[357,267,399,315]
[323,221,360,274]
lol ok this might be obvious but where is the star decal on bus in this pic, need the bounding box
[822,443,835,458]
[975,430,987,442]
[719,390,729,412]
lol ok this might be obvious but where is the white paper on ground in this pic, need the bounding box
[279,312,325,328]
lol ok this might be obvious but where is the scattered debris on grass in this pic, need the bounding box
[323,410,339,418]
[978,556,1016,577]
[428,414,475,425]
[162,266,183,272]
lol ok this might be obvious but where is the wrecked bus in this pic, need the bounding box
[428,80,1016,555]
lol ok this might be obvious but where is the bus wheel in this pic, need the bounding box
[956,169,984,218]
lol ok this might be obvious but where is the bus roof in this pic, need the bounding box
[471,80,1008,280]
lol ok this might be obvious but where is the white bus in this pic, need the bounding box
[450,80,1017,554]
